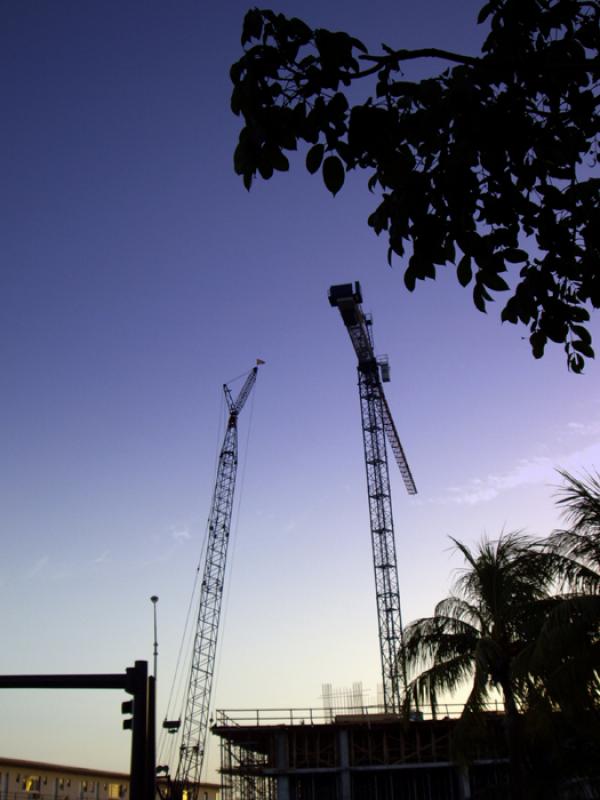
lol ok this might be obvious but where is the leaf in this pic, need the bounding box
[473,283,488,313]
[568,353,585,374]
[481,272,509,292]
[572,340,595,358]
[503,249,529,264]
[350,36,368,54]
[327,92,349,120]
[234,131,259,178]
[457,255,472,287]
[572,325,592,346]
[530,331,546,359]
[230,85,243,116]
[477,2,494,24]
[368,204,388,235]
[271,148,290,172]
[241,9,264,46]
[322,155,345,196]
[233,141,247,176]
[287,17,312,43]
[257,147,274,180]
[229,61,242,84]
[258,160,274,180]
[306,143,324,174]
[501,299,519,324]
[570,306,590,324]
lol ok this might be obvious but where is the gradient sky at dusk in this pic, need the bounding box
[2,0,599,782]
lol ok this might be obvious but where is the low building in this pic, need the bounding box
[0,759,219,800]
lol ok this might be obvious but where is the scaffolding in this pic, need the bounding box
[219,728,274,800]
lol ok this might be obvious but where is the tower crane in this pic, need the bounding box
[171,366,259,799]
[328,283,416,714]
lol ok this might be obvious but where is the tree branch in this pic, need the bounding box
[361,47,479,67]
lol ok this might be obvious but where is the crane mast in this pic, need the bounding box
[328,283,416,714]
[174,366,258,797]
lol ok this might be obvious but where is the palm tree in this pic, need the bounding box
[549,469,600,592]
[530,471,600,726]
[401,531,555,799]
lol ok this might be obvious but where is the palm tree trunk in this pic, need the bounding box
[501,681,524,800]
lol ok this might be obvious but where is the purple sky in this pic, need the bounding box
[2,0,599,781]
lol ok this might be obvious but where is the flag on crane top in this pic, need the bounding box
[256,358,265,365]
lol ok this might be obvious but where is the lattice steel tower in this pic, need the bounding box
[329,283,416,714]
[174,366,259,798]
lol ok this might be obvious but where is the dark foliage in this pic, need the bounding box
[231,0,600,371]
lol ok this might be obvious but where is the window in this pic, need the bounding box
[25,776,41,797]
[108,785,120,799]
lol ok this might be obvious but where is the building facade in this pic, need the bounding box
[0,759,219,800]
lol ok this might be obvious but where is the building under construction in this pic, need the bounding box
[213,707,508,800]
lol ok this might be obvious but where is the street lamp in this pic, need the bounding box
[150,595,159,679]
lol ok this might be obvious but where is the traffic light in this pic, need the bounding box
[122,698,134,730]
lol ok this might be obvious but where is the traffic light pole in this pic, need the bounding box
[0,660,155,800]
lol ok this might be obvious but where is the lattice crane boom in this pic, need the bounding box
[328,282,416,713]
[381,396,417,496]
[174,366,258,797]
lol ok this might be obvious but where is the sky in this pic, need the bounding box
[2,0,599,784]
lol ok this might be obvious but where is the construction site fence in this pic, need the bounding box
[215,702,505,728]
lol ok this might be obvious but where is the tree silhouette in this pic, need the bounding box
[231,0,599,371]
[400,532,555,798]
[537,471,600,721]
[551,469,600,591]
[398,480,600,796]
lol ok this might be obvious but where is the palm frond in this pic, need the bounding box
[548,528,600,591]
[555,469,600,537]
[406,652,475,711]
[434,595,485,629]
[402,612,480,675]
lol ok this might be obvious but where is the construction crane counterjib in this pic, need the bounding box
[328,282,374,368]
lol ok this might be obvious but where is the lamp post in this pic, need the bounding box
[150,596,159,680]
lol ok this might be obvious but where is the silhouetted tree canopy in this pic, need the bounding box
[399,472,600,795]
[230,0,600,371]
